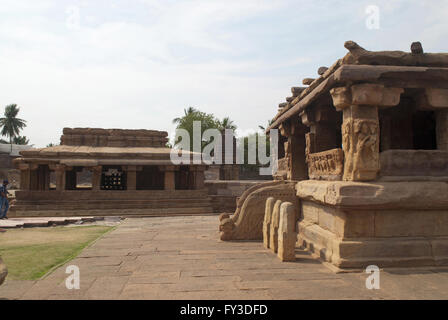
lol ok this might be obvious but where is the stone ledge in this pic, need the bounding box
[298,222,448,269]
[296,180,448,209]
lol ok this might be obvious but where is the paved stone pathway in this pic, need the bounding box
[1,215,448,300]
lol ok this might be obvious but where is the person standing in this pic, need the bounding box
[0,180,10,220]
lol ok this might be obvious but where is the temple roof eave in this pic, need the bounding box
[267,64,448,133]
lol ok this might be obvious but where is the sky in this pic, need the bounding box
[0,0,447,147]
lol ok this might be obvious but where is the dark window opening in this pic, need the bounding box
[101,166,126,190]
[412,110,437,150]
[379,97,437,151]
[136,166,163,190]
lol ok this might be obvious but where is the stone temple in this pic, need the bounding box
[220,41,448,270]
[11,128,211,216]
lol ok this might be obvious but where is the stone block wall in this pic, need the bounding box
[205,180,262,213]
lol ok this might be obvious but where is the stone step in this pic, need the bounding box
[11,197,213,211]
[9,206,215,218]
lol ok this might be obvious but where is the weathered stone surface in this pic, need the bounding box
[318,67,329,75]
[437,110,448,151]
[0,257,7,286]
[277,202,298,262]
[302,78,315,85]
[307,148,344,180]
[296,180,448,210]
[219,181,297,241]
[269,200,283,253]
[342,105,380,181]
[411,41,424,54]
[291,87,306,97]
[380,150,448,178]
[263,197,275,249]
[424,88,448,108]
[343,40,448,67]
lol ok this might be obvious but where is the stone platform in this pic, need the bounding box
[297,180,448,269]
[9,189,214,217]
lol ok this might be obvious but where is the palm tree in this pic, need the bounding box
[217,117,237,132]
[172,107,199,125]
[0,104,27,152]
[13,136,30,145]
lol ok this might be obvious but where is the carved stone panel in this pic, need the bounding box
[342,116,380,181]
[307,148,344,180]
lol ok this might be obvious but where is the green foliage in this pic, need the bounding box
[172,107,234,151]
[0,104,27,151]
[13,135,30,145]
[217,116,237,131]
[46,143,57,147]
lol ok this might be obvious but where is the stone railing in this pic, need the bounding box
[380,150,448,179]
[307,148,344,180]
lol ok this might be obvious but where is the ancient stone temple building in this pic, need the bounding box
[11,128,212,216]
[220,41,448,270]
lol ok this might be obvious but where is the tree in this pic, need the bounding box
[172,107,199,125]
[258,119,274,132]
[46,143,56,147]
[217,117,237,132]
[172,107,220,151]
[0,104,27,152]
[13,136,30,145]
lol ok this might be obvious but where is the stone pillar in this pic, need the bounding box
[17,163,33,190]
[437,110,448,151]
[330,84,403,181]
[189,166,205,190]
[91,166,103,191]
[279,119,308,181]
[161,165,178,191]
[263,197,275,249]
[277,202,298,262]
[51,165,70,191]
[65,168,77,190]
[269,200,282,253]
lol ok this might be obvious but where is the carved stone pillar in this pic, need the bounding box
[330,84,403,181]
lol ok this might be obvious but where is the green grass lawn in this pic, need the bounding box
[0,225,113,280]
